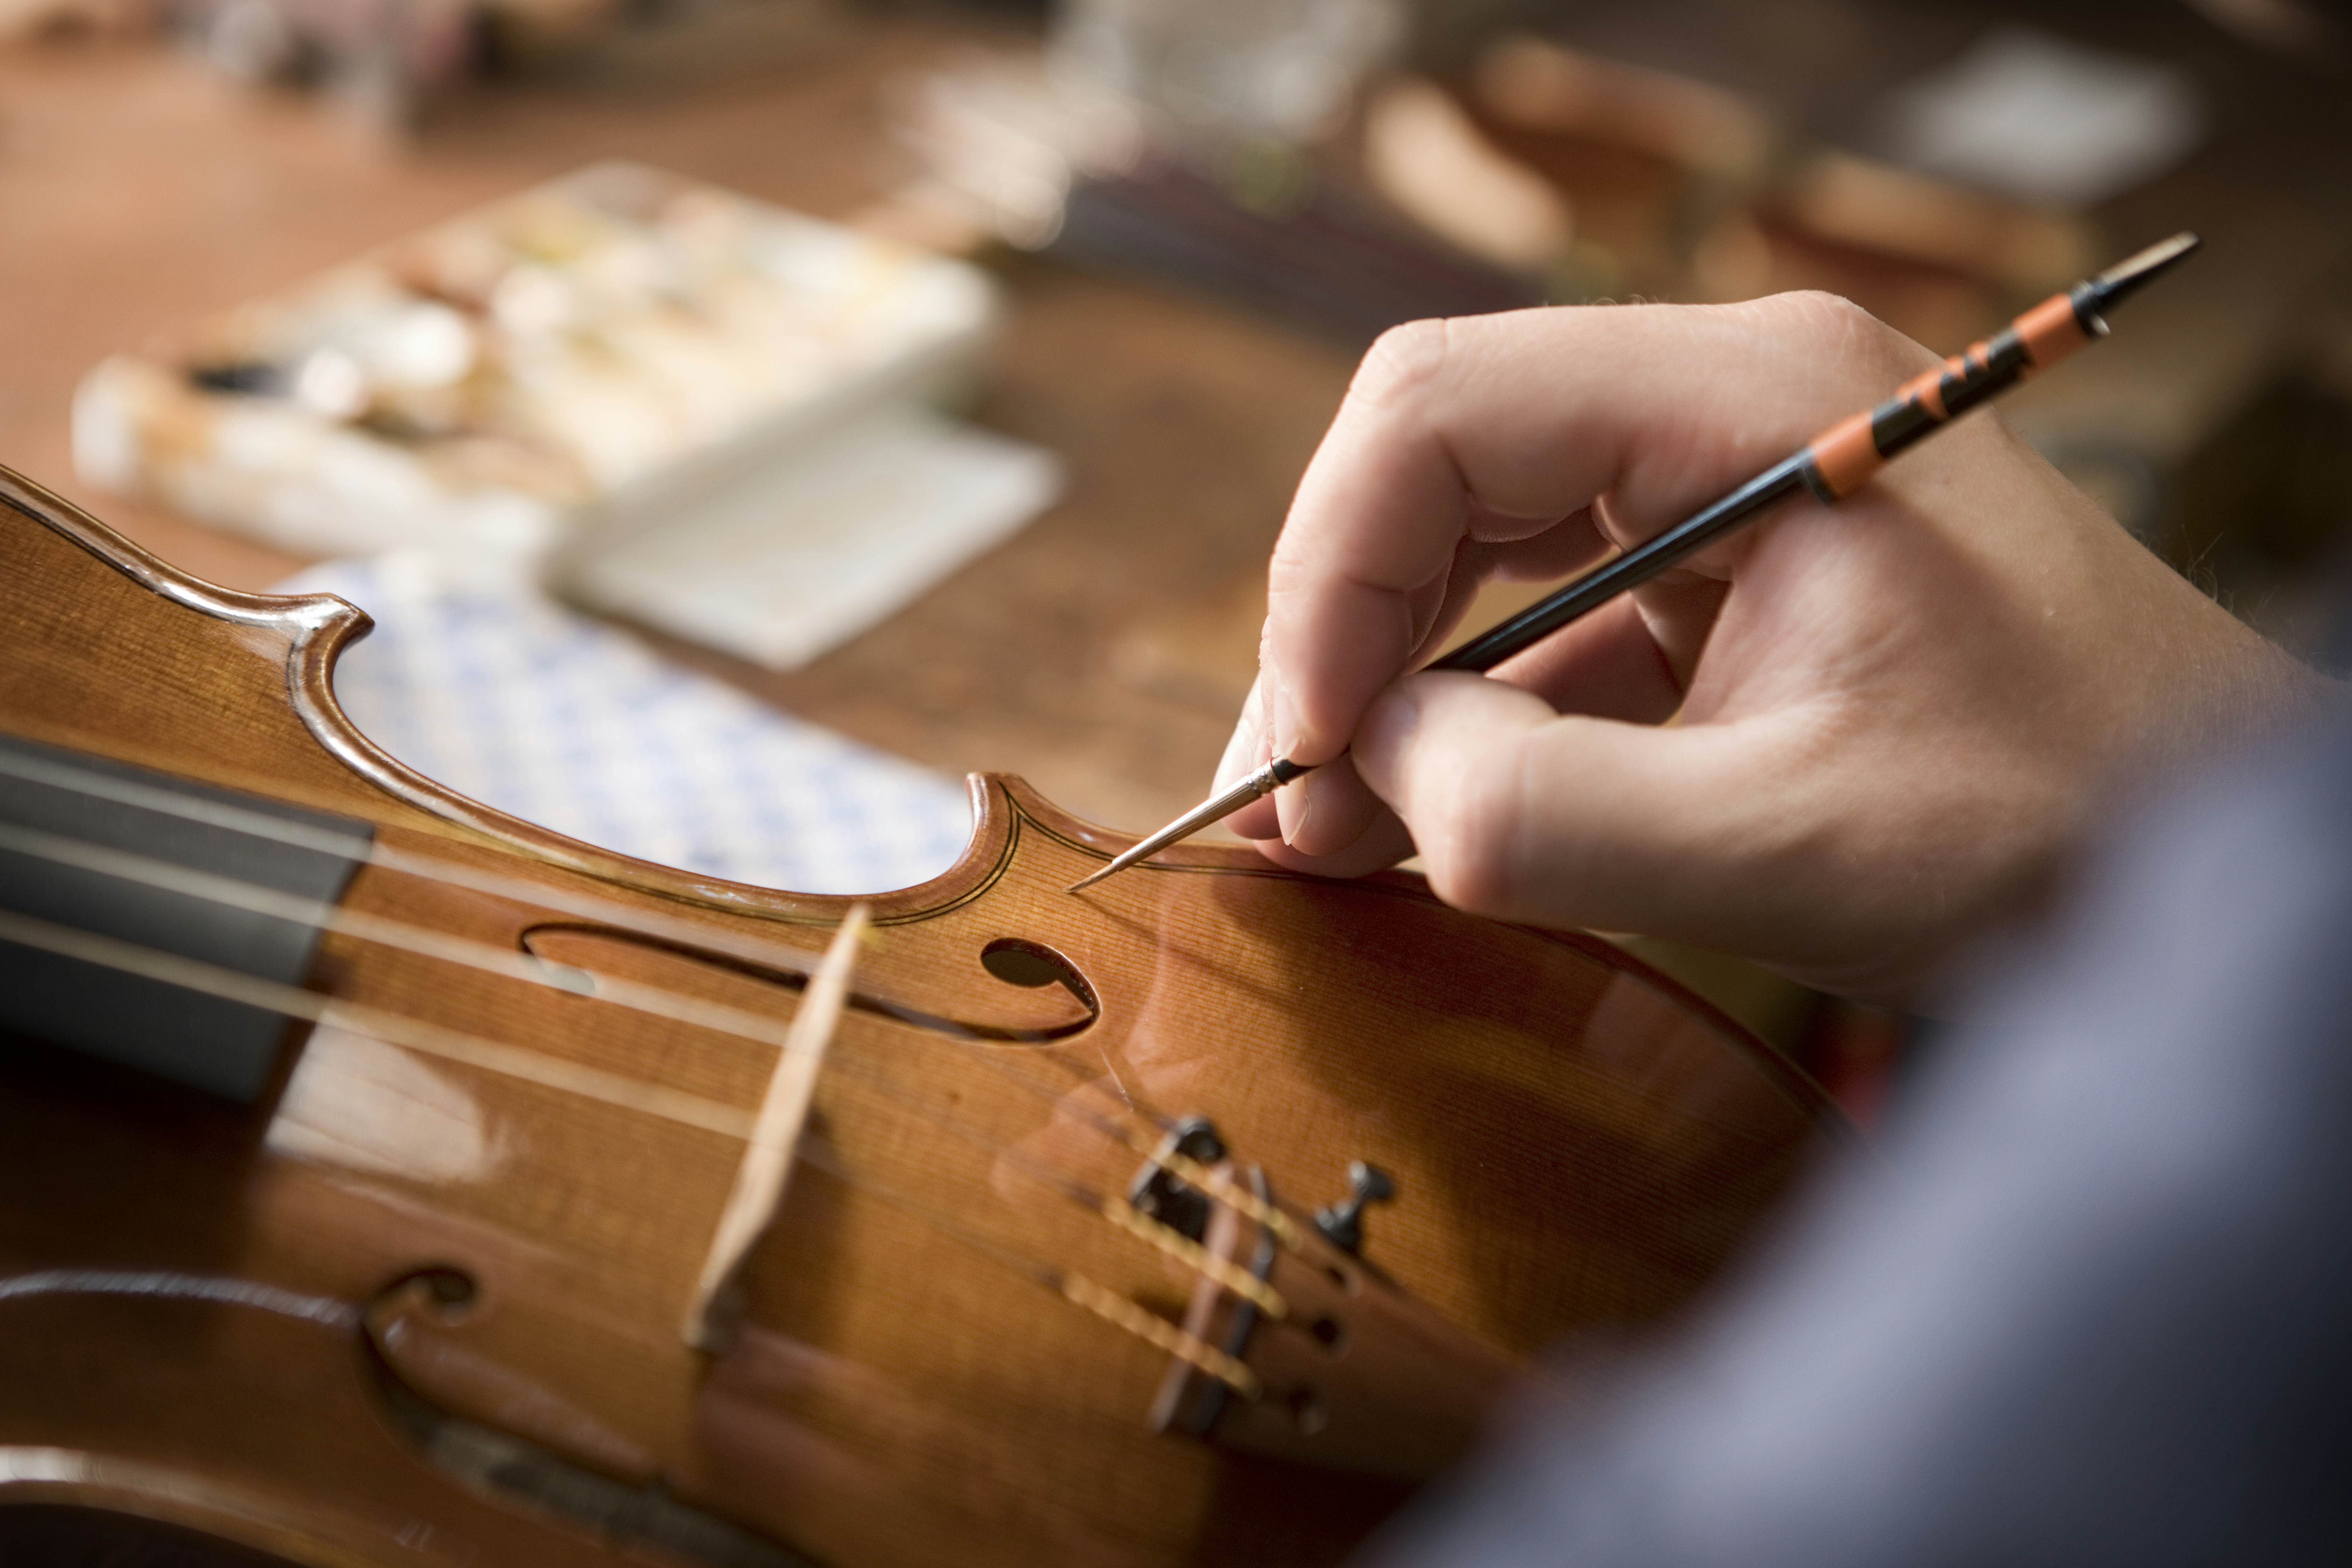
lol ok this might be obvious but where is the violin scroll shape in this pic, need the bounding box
[0,466,1844,1567]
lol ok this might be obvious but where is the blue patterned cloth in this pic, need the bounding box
[279,554,973,895]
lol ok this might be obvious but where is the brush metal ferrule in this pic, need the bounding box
[1066,756,1311,892]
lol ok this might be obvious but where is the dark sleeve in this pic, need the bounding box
[1366,705,2352,1568]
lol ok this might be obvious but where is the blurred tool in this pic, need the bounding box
[2185,0,2346,57]
[880,51,1540,344]
[1053,154,1541,342]
[1361,76,1574,274]
[1453,26,2127,345]
[161,0,845,124]
[0,0,139,35]
[1070,233,2203,892]
[1052,0,1404,148]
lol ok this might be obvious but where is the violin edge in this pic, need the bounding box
[0,464,1385,927]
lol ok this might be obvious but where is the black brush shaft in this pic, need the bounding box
[1429,457,1810,673]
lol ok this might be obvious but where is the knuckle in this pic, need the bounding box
[1350,317,1453,410]
[1265,547,1314,598]
[1416,743,1526,917]
[1764,288,1877,338]
[1714,290,1934,413]
[1763,289,1932,378]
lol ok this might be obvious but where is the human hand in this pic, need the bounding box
[1215,294,2319,1004]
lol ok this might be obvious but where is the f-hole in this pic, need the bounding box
[518,925,1099,1042]
[357,1270,814,1568]
[979,938,1094,1012]
[0,1507,301,1567]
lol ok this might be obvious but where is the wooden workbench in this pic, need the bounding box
[0,15,1351,841]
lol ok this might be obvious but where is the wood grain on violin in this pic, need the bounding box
[0,464,1842,1566]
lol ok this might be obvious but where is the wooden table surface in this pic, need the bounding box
[0,14,1361,841]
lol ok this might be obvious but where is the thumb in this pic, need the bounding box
[1355,671,1768,938]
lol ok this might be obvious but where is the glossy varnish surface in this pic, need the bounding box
[0,468,1839,1565]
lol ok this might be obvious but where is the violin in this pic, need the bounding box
[0,465,1841,1567]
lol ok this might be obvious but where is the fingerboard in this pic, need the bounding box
[0,734,370,1102]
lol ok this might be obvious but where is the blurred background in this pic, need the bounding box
[5,0,2348,1116]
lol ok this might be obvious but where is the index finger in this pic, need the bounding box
[1262,293,1933,765]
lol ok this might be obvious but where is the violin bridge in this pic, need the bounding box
[681,903,868,1352]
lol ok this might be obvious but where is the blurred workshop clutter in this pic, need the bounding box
[55,152,1058,879]
[74,163,1059,667]
[2,0,858,121]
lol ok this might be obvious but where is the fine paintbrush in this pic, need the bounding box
[1069,230,2203,894]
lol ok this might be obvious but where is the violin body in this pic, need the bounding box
[0,468,1839,1567]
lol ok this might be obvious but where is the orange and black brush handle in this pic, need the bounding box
[1431,232,2201,675]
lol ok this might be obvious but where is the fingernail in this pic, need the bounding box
[1212,673,1267,790]
[1279,774,1314,849]
[1212,716,1265,792]
[1267,662,1301,762]
[1356,685,1422,789]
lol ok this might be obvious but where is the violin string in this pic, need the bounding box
[0,746,1154,1145]
[812,1056,1290,1322]
[1026,1093,1309,1254]
[0,714,659,859]
[0,744,1311,1250]
[0,743,1012,1039]
[0,904,751,1137]
[788,1139,1260,1397]
[0,832,1294,1321]
[0,740,1148,1093]
[0,902,1259,1396]
[0,817,805,1062]
[0,817,1300,1280]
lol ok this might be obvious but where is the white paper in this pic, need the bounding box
[559,406,1063,670]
